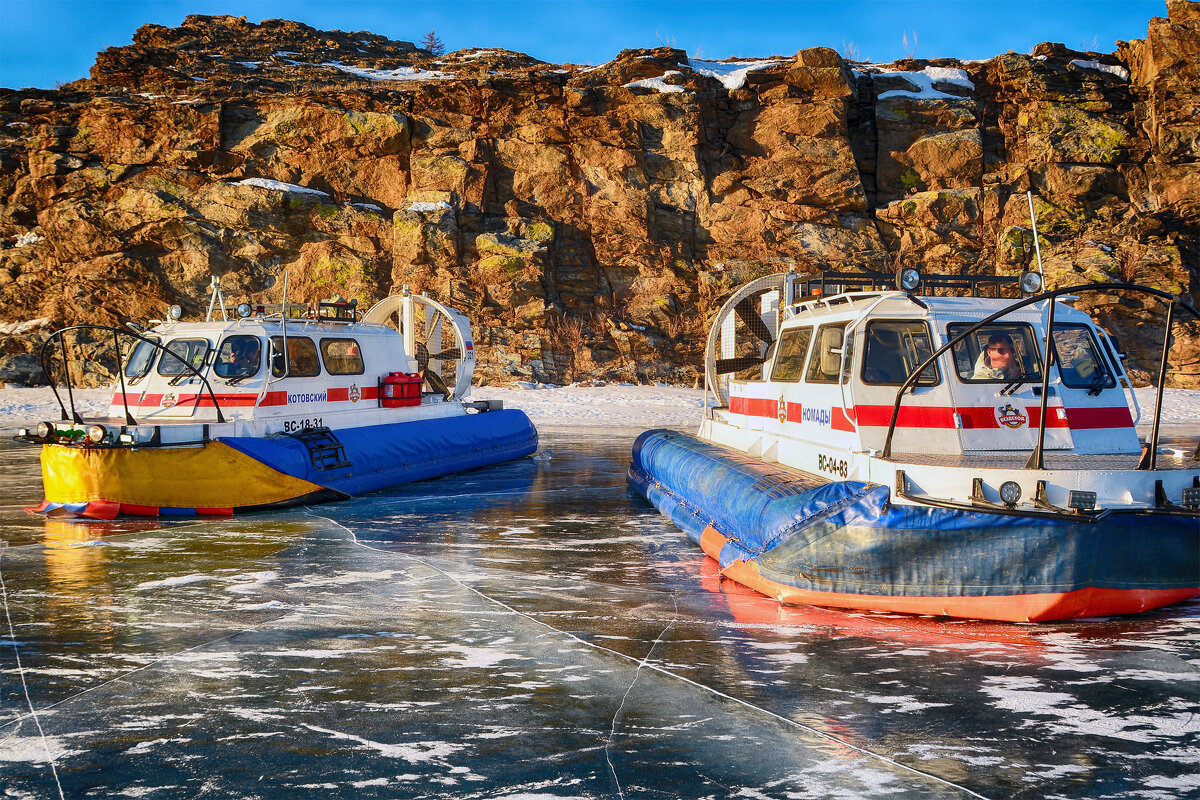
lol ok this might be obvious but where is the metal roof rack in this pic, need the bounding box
[799,270,1023,299]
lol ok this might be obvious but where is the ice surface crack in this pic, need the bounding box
[604,594,679,799]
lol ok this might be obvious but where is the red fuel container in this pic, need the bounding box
[380,372,422,407]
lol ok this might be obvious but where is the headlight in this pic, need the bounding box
[168,304,183,321]
[86,424,108,444]
[237,303,252,318]
[1068,490,1097,511]
[1019,270,1043,294]
[999,481,1022,506]
[118,432,135,445]
[895,266,921,292]
[36,420,55,439]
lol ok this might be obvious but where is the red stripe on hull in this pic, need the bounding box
[698,525,1197,623]
[1065,406,1135,429]
[729,396,1132,432]
[728,396,779,418]
[853,404,957,428]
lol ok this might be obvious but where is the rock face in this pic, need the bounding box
[1,5,1197,387]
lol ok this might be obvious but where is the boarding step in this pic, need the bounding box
[284,426,352,471]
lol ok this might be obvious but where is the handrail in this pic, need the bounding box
[879,282,1200,467]
[1026,295,1058,470]
[1142,301,1176,470]
[110,327,135,425]
[40,325,227,425]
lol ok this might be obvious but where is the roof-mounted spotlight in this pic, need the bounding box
[895,266,921,292]
[167,304,183,321]
[1019,270,1043,295]
[236,303,253,318]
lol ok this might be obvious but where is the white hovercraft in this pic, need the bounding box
[18,277,537,518]
[630,263,1200,622]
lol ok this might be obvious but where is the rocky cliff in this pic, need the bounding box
[1,2,1197,387]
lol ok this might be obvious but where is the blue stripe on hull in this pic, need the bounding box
[629,429,1200,598]
[222,409,538,497]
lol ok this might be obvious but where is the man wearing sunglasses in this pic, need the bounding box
[972,332,1022,380]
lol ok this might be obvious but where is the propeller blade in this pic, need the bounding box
[427,348,461,361]
[715,354,768,375]
[423,368,451,399]
[734,295,774,344]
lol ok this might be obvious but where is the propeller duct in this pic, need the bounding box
[704,271,822,407]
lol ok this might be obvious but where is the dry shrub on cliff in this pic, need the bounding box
[557,314,587,351]
[551,313,592,381]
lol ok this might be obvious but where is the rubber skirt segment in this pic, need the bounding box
[38,409,538,517]
[40,440,325,511]
[629,429,1200,622]
[221,408,538,497]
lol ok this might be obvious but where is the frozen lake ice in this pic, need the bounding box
[1,427,1198,799]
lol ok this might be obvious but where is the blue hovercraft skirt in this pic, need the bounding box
[628,428,1200,622]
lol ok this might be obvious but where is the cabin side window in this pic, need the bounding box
[214,335,262,379]
[770,327,813,382]
[124,337,160,381]
[269,336,321,378]
[948,323,1042,383]
[805,323,848,384]
[1053,325,1115,390]
[321,338,364,375]
[157,338,210,376]
[861,321,939,386]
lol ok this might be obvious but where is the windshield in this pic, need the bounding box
[214,335,262,379]
[861,320,939,386]
[123,337,159,380]
[157,338,210,377]
[949,323,1042,383]
[1053,324,1115,390]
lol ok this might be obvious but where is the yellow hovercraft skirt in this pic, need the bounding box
[39,442,325,518]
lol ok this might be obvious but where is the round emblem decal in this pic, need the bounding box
[160,392,177,409]
[778,397,788,423]
[995,402,1028,429]
[349,383,361,403]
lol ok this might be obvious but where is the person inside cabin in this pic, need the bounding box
[972,332,1021,380]
[231,338,261,376]
[216,337,261,378]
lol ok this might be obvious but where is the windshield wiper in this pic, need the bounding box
[1000,373,1029,396]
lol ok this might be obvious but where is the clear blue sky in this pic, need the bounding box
[0,0,1168,90]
